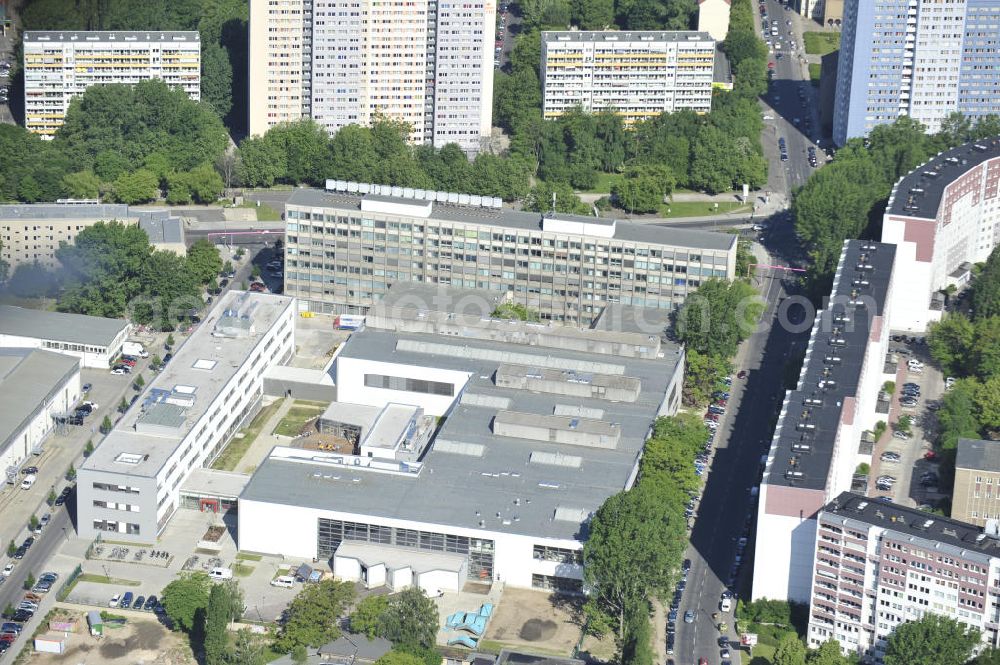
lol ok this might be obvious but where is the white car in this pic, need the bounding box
[111,367,128,375]
[109,593,121,608]
[81,401,99,410]
[2,563,14,576]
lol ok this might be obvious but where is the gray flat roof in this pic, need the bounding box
[82,291,294,478]
[286,189,736,252]
[0,204,130,221]
[138,211,184,245]
[887,136,1000,219]
[180,468,250,500]
[956,438,1000,474]
[542,30,714,43]
[1,348,80,458]
[765,240,896,491]
[241,323,677,541]
[24,31,200,43]
[0,305,129,347]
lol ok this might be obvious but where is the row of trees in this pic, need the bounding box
[52,223,222,328]
[0,81,227,204]
[20,0,248,132]
[517,0,697,33]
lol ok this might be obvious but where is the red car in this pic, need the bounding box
[120,358,137,367]
[737,370,748,379]
[705,413,720,422]
[924,451,938,461]
[768,61,775,69]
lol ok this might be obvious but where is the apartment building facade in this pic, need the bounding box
[753,240,897,603]
[22,31,200,139]
[0,203,133,271]
[953,439,1000,527]
[541,31,715,124]
[76,291,295,541]
[809,492,1000,661]
[881,137,1000,331]
[282,182,737,325]
[248,0,494,156]
[833,0,1000,146]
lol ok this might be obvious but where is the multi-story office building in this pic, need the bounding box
[248,0,494,156]
[809,492,1000,660]
[953,439,1000,527]
[541,31,715,124]
[282,181,737,325]
[753,240,897,603]
[77,291,295,541]
[881,137,1000,331]
[833,0,1000,146]
[0,203,133,271]
[22,31,200,139]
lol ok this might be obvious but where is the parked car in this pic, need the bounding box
[892,431,911,440]
[684,610,695,624]
[144,595,159,611]
[880,452,901,462]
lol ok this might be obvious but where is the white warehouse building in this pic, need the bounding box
[76,291,295,541]
[239,284,684,592]
[1,348,81,484]
[0,305,130,369]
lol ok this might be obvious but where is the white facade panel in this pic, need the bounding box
[335,356,472,416]
[752,495,818,602]
[1,364,81,476]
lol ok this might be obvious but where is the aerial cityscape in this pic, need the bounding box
[0,0,998,664]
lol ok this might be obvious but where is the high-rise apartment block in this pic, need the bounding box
[248,0,494,156]
[282,181,737,324]
[540,31,715,123]
[809,493,1000,660]
[22,31,200,139]
[953,439,1000,527]
[833,0,1000,146]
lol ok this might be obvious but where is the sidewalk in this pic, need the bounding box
[236,396,294,474]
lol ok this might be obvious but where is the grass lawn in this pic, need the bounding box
[272,401,328,438]
[78,573,141,586]
[748,644,776,664]
[803,31,840,55]
[235,201,282,221]
[211,399,283,471]
[809,63,821,86]
[236,552,263,562]
[658,201,752,218]
[578,172,622,194]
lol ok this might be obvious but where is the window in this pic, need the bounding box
[533,544,582,564]
[363,374,454,396]
[531,573,583,594]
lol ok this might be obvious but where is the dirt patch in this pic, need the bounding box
[483,588,582,656]
[26,614,195,665]
[202,525,226,542]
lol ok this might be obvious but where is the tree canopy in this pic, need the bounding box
[161,572,211,634]
[377,587,439,653]
[273,580,356,653]
[882,614,979,665]
[675,278,764,358]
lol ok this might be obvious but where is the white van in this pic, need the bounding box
[720,597,733,612]
[20,475,36,490]
[270,575,295,588]
[208,567,233,581]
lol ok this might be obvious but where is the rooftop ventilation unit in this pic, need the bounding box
[796,423,816,431]
[823,356,841,365]
[830,338,846,347]
[792,443,811,453]
[785,470,804,480]
[945,157,959,165]
[852,279,870,287]
[973,144,988,152]
[855,501,868,511]
[804,397,823,406]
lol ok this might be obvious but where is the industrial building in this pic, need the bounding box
[1,348,81,485]
[0,305,131,369]
[952,439,1000,527]
[282,181,737,325]
[76,291,295,541]
[22,31,201,139]
[752,240,896,603]
[238,284,684,591]
[833,0,1000,145]
[248,0,495,156]
[881,137,1000,331]
[0,203,133,271]
[540,31,715,123]
[809,492,1000,659]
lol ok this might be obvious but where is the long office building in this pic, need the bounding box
[248,0,494,157]
[753,240,896,603]
[541,31,715,123]
[22,31,201,139]
[0,203,133,271]
[881,137,1000,331]
[282,181,737,325]
[77,291,295,541]
[809,492,1000,660]
[833,0,1000,146]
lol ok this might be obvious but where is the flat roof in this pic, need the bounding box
[24,30,200,43]
[241,323,678,540]
[765,240,896,491]
[138,210,184,244]
[886,136,1000,219]
[0,305,129,347]
[0,348,80,458]
[542,30,714,43]
[82,291,294,478]
[180,468,251,500]
[823,492,1000,559]
[956,438,1000,474]
[286,189,737,252]
[0,203,130,220]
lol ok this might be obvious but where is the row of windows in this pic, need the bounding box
[364,373,455,396]
[93,519,140,535]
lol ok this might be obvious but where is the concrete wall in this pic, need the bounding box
[752,484,824,602]
[263,377,337,402]
[335,356,472,417]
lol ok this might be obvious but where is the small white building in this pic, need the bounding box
[0,305,130,369]
[697,0,731,43]
[1,348,82,483]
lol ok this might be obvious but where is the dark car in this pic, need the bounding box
[163,353,173,364]
[737,370,748,379]
[219,278,229,288]
[22,537,34,550]
[121,592,134,608]
[11,609,33,622]
[82,383,92,392]
[144,595,158,611]
[133,595,146,610]
[21,466,39,475]
[0,623,21,635]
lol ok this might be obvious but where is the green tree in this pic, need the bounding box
[151,354,162,369]
[927,314,975,377]
[524,181,589,214]
[883,614,979,665]
[221,578,246,622]
[374,652,426,665]
[203,584,230,665]
[84,439,94,457]
[186,162,225,203]
[292,645,308,664]
[201,41,233,119]
[62,170,102,199]
[349,594,389,639]
[166,333,176,348]
[675,279,764,358]
[187,239,224,285]
[133,374,146,391]
[100,415,113,434]
[973,247,1000,320]
[23,572,36,591]
[491,302,541,321]
[66,463,76,481]
[613,165,674,214]
[937,380,982,451]
[274,580,356,653]
[5,541,14,557]
[378,587,439,652]
[972,648,1000,665]
[113,168,160,204]
[29,515,39,531]
[682,349,731,407]
[807,639,849,665]
[47,489,57,506]
[232,628,268,665]
[621,601,653,665]
[974,375,1000,431]
[571,0,613,29]
[161,572,212,634]
[773,633,807,665]
[165,171,193,205]
[118,396,129,413]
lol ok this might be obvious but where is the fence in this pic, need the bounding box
[55,564,83,602]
